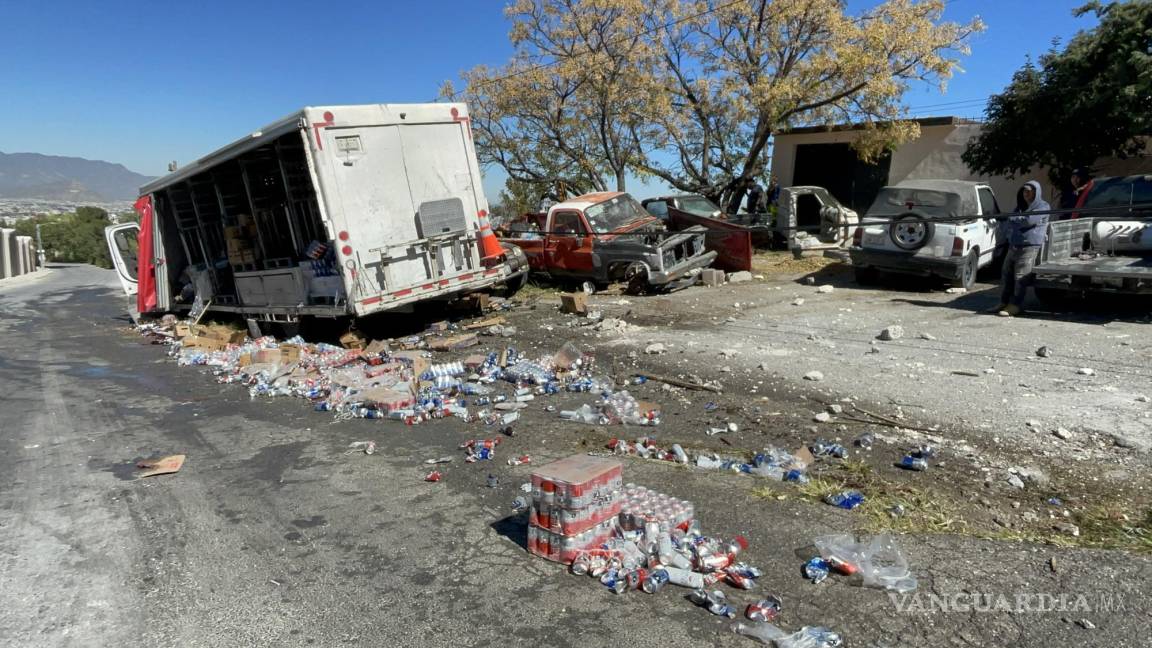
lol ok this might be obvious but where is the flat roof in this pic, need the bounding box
[777,116,980,136]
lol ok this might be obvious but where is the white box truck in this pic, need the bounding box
[105,103,527,324]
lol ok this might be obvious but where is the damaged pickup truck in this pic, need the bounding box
[497,192,717,294]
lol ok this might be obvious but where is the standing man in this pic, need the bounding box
[1062,167,1093,218]
[745,180,764,218]
[995,180,1050,317]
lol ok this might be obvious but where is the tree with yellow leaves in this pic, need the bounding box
[450,0,982,209]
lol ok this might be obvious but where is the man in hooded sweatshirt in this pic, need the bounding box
[996,180,1050,317]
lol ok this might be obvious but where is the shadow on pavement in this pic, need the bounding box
[490,512,529,551]
[891,290,1152,325]
[795,263,948,294]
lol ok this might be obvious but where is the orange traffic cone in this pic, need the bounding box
[477,210,504,262]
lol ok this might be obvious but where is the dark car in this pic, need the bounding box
[642,195,723,220]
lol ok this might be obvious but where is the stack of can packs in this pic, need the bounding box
[528,455,624,563]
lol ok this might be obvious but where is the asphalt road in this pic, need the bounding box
[2,265,1151,647]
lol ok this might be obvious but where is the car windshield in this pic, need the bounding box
[584,194,649,231]
[867,187,960,219]
[677,196,721,217]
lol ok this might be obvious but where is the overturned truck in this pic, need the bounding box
[106,103,527,326]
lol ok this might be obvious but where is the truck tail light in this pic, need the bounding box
[852,227,864,247]
[951,236,965,257]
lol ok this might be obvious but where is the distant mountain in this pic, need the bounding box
[0,151,155,202]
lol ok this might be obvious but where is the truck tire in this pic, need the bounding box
[501,271,529,297]
[624,263,651,296]
[890,213,933,251]
[951,251,978,290]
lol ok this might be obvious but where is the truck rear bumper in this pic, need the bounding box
[354,265,516,316]
[850,248,964,278]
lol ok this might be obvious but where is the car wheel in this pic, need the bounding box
[854,265,880,285]
[951,251,978,290]
[889,213,933,251]
[624,263,650,296]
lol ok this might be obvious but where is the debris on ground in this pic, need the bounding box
[823,490,865,510]
[812,534,917,593]
[728,271,753,283]
[816,285,834,294]
[803,371,824,382]
[1077,367,1095,376]
[877,325,904,341]
[135,454,185,479]
[1036,346,1052,358]
[734,623,843,647]
[645,342,667,355]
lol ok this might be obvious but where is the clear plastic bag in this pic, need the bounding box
[734,623,842,648]
[813,534,917,593]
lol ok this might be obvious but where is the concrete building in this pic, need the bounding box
[770,116,1152,212]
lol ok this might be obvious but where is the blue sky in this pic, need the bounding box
[0,0,1099,199]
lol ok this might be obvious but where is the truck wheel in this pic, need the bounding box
[854,266,879,285]
[501,271,529,297]
[624,264,650,296]
[951,251,978,290]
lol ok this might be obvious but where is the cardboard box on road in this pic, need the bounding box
[560,292,588,315]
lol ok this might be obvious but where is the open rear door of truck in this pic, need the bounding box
[104,223,140,297]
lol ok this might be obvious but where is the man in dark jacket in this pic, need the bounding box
[996,180,1050,317]
[1059,167,1093,214]
[745,181,764,215]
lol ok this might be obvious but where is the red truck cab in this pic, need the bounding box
[497,192,717,293]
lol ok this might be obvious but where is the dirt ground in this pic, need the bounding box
[491,253,1152,555]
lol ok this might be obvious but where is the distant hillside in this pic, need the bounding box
[0,151,155,202]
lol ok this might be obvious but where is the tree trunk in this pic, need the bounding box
[615,168,626,192]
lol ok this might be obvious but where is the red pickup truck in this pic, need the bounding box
[496,192,717,293]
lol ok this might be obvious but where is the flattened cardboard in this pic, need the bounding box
[136,454,185,478]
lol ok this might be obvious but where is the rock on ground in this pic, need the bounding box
[878,325,904,341]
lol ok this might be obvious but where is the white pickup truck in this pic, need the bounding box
[850,179,1003,290]
[105,103,527,325]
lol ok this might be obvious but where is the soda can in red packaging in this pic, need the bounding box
[746,595,783,623]
[626,568,647,591]
[642,568,670,594]
[570,552,591,576]
[507,455,532,466]
[725,535,749,556]
[725,571,757,590]
[727,563,763,579]
[826,555,858,575]
[697,552,732,572]
[423,470,442,482]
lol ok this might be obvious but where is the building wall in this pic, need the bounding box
[771,123,1044,212]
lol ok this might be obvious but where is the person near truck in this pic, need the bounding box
[1061,166,1093,218]
[995,180,1050,317]
[745,181,764,217]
